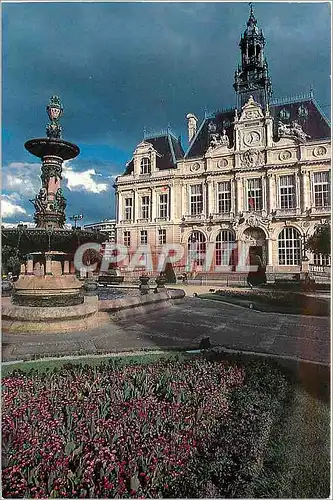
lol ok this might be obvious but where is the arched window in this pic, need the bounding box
[278,227,301,265]
[140,157,151,174]
[216,230,236,267]
[188,231,206,266]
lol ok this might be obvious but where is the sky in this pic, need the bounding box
[2,1,331,225]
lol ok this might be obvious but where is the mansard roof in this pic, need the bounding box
[185,95,331,159]
[123,133,184,175]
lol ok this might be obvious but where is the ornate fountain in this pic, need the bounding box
[26,95,78,229]
[2,96,108,333]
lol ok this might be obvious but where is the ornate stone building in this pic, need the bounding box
[114,7,331,276]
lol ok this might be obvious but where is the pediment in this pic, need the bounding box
[239,96,264,122]
[136,140,155,151]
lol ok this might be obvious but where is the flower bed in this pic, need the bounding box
[207,289,330,316]
[2,357,289,498]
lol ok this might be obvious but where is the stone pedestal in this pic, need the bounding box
[45,256,52,275]
[26,256,34,275]
[51,260,63,276]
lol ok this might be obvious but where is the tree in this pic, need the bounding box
[82,248,102,267]
[1,245,24,276]
[306,223,331,256]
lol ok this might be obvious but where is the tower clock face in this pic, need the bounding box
[243,130,260,146]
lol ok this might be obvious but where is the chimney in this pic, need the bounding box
[186,113,198,143]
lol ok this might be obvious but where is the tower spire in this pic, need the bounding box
[248,2,256,26]
[233,4,272,109]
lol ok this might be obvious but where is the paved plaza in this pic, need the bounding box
[2,296,330,364]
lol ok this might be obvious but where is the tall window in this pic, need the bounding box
[158,229,166,245]
[313,254,330,267]
[190,185,203,216]
[217,181,231,214]
[159,193,168,219]
[188,231,206,265]
[313,172,330,207]
[140,230,148,245]
[140,158,151,174]
[279,175,296,209]
[141,196,150,219]
[247,178,262,211]
[124,231,131,247]
[278,227,301,265]
[216,230,236,266]
[124,198,133,220]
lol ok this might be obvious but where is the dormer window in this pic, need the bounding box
[140,157,151,174]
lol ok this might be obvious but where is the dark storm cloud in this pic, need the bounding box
[2,2,331,223]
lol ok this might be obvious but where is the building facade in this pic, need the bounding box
[83,219,116,242]
[114,7,331,276]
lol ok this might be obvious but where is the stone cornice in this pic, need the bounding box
[115,159,331,188]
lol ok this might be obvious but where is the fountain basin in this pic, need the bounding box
[2,296,110,334]
[13,275,84,307]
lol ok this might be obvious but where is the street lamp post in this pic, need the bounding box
[70,214,84,229]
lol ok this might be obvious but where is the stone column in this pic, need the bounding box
[115,192,120,223]
[151,188,157,221]
[63,260,70,274]
[296,172,301,210]
[134,190,139,221]
[235,175,243,214]
[262,175,267,213]
[168,185,172,221]
[26,255,34,275]
[34,262,41,276]
[207,180,214,216]
[301,170,310,210]
[20,263,26,275]
[267,238,273,267]
[230,179,236,215]
[70,261,76,274]
[267,174,276,213]
[180,183,186,216]
[265,116,273,148]
[45,255,52,275]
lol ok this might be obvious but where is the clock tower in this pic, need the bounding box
[233,4,272,109]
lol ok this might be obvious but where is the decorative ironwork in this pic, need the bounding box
[46,95,63,139]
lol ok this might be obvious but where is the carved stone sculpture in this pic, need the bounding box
[240,149,264,168]
[54,188,67,212]
[210,133,222,148]
[221,129,230,147]
[277,120,310,142]
[41,162,62,185]
[30,188,48,213]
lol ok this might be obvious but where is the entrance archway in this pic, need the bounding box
[242,227,267,266]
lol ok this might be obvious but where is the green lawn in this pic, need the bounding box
[1,350,192,377]
[248,386,330,498]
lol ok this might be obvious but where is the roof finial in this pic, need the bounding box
[248,2,256,25]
